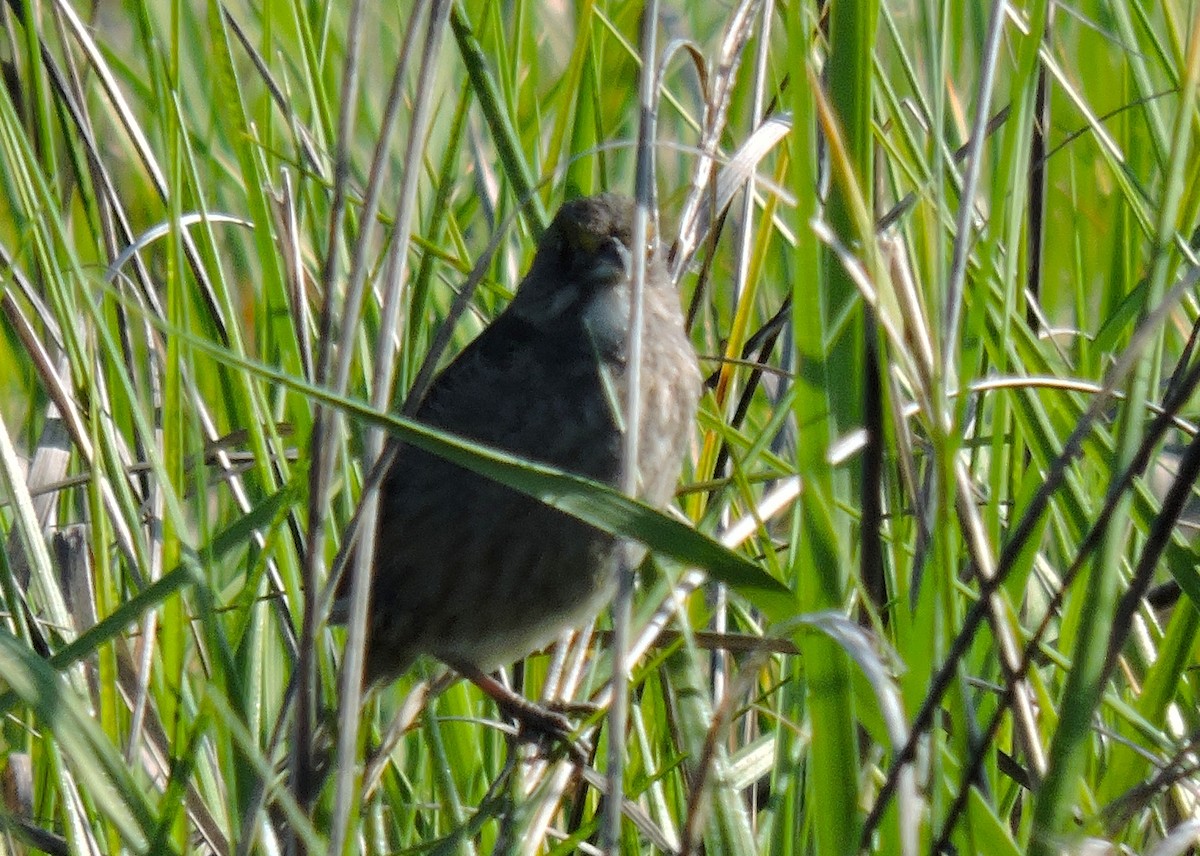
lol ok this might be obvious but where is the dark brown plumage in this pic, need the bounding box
[355,193,701,685]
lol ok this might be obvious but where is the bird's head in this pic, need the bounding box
[510,193,658,335]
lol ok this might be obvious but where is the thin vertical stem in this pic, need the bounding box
[604,3,658,851]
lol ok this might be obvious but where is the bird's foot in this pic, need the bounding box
[500,696,593,765]
[545,700,603,718]
[448,660,593,765]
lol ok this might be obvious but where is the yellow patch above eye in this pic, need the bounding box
[561,205,652,255]
[571,226,603,254]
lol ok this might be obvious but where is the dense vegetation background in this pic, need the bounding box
[1,0,1199,853]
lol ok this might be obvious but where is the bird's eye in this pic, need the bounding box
[571,226,602,256]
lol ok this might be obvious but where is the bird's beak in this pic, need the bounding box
[591,236,633,285]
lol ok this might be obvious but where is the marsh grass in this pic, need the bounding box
[1,1,1200,854]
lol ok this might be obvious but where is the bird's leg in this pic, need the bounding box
[447,659,592,764]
